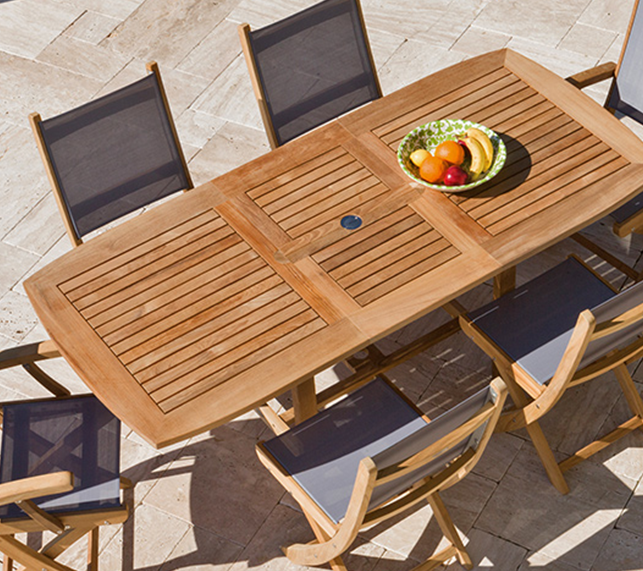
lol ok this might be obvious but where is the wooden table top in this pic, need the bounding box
[25,49,643,447]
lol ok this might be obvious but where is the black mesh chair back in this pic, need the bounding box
[30,62,192,247]
[607,0,643,124]
[0,396,121,519]
[239,0,381,148]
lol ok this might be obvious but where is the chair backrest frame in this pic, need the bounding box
[29,62,193,248]
[605,0,643,122]
[238,0,382,149]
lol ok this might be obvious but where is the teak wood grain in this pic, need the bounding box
[24,49,643,447]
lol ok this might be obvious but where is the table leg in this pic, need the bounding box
[493,267,516,299]
[293,377,318,424]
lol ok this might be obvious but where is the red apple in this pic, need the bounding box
[443,165,468,186]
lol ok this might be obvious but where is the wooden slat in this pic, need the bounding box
[247,146,347,200]
[110,272,285,356]
[102,265,277,346]
[487,157,629,234]
[90,241,256,331]
[145,306,319,394]
[60,210,222,295]
[128,291,306,375]
[156,316,327,412]
[355,247,459,306]
[79,235,249,320]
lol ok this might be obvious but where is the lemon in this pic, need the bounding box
[410,149,430,168]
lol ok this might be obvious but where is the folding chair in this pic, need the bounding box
[0,395,129,571]
[30,61,193,248]
[460,256,643,494]
[566,0,643,280]
[257,375,507,571]
[239,0,382,149]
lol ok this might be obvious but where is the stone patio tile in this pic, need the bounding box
[558,23,618,59]
[0,242,39,293]
[377,39,465,96]
[617,477,643,537]
[452,26,512,57]
[95,59,211,120]
[187,121,269,186]
[0,0,82,59]
[99,502,193,571]
[3,192,66,256]
[473,432,524,483]
[417,359,494,418]
[37,35,130,81]
[176,18,242,81]
[229,503,384,571]
[11,235,72,296]
[192,54,263,130]
[0,53,102,125]
[142,426,285,545]
[160,525,241,571]
[447,528,527,571]
[364,29,406,73]
[591,528,643,571]
[176,109,226,149]
[476,445,635,570]
[226,0,323,29]
[63,10,122,45]
[518,551,583,571]
[49,0,144,20]
[362,0,450,38]
[0,290,40,342]
[506,38,598,79]
[0,126,55,238]
[474,0,589,46]
[101,0,237,69]
[578,0,636,34]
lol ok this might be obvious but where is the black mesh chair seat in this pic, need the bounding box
[0,396,121,520]
[467,257,643,385]
[612,194,643,225]
[263,377,493,524]
[240,0,381,148]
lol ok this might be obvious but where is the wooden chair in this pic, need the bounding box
[566,0,643,280]
[257,375,507,571]
[30,61,192,248]
[0,395,130,571]
[238,0,382,149]
[460,256,643,494]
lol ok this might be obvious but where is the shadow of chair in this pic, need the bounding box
[0,61,193,395]
[460,255,643,494]
[238,0,382,149]
[0,395,130,571]
[566,0,643,282]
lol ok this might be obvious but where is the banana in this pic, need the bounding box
[461,137,486,180]
[466,127,494,171]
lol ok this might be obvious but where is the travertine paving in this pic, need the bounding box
[1,0,643,569]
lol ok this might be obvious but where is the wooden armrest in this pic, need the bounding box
[0,472,74,506]
[565,61,616,89]
[0,340,60,370]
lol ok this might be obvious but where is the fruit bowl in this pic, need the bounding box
[397,119,506,192]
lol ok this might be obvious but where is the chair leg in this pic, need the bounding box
[2,535,13,571]
[87,528,99,571]
[614,364,643,420]
[427,492,472,570]
[302,511,348,571]
[500,369,570,494]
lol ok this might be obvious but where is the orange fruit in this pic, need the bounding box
[419,156,448,183]
[434,140,465,166]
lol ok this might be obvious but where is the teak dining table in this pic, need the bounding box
[24,49,643,448]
